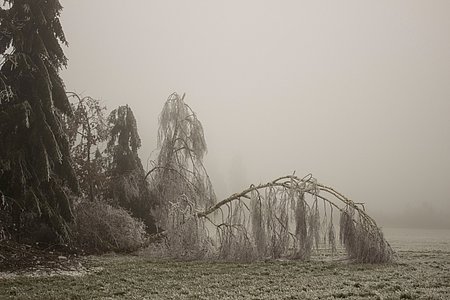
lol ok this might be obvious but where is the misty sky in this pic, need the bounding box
[59,1,450,228]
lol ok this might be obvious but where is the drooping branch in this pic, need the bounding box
[197,175,359,218]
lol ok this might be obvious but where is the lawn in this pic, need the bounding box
[0,249,449,299]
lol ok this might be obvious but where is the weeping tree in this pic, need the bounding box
[150,94,394,263]
[65,92,108,202]
[0,1,78,242]
[106,105,157,233]
[147,92,216,232]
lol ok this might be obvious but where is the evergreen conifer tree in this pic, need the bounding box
[0,0,78,242]
[106,105,157,233]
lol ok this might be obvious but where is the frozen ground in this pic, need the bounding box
[383,227,450,252]
[0,228,449,299]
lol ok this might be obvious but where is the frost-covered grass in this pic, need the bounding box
[0,248,449,300]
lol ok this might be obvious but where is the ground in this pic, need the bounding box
[0,247,449,300]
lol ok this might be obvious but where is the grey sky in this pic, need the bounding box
[60,1,450,228]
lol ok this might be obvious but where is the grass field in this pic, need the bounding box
[0,229,449,299]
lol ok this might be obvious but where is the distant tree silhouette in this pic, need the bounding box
[0,1,78,241]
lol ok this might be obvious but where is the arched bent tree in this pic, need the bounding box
[0,1,78,242]
[196,174,394,263]
[151,93,394,263]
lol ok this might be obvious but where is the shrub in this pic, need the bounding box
[73,201,146,253]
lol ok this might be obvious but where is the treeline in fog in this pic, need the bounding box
[1,0,393,264]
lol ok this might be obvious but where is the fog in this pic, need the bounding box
[59,1,450,229]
